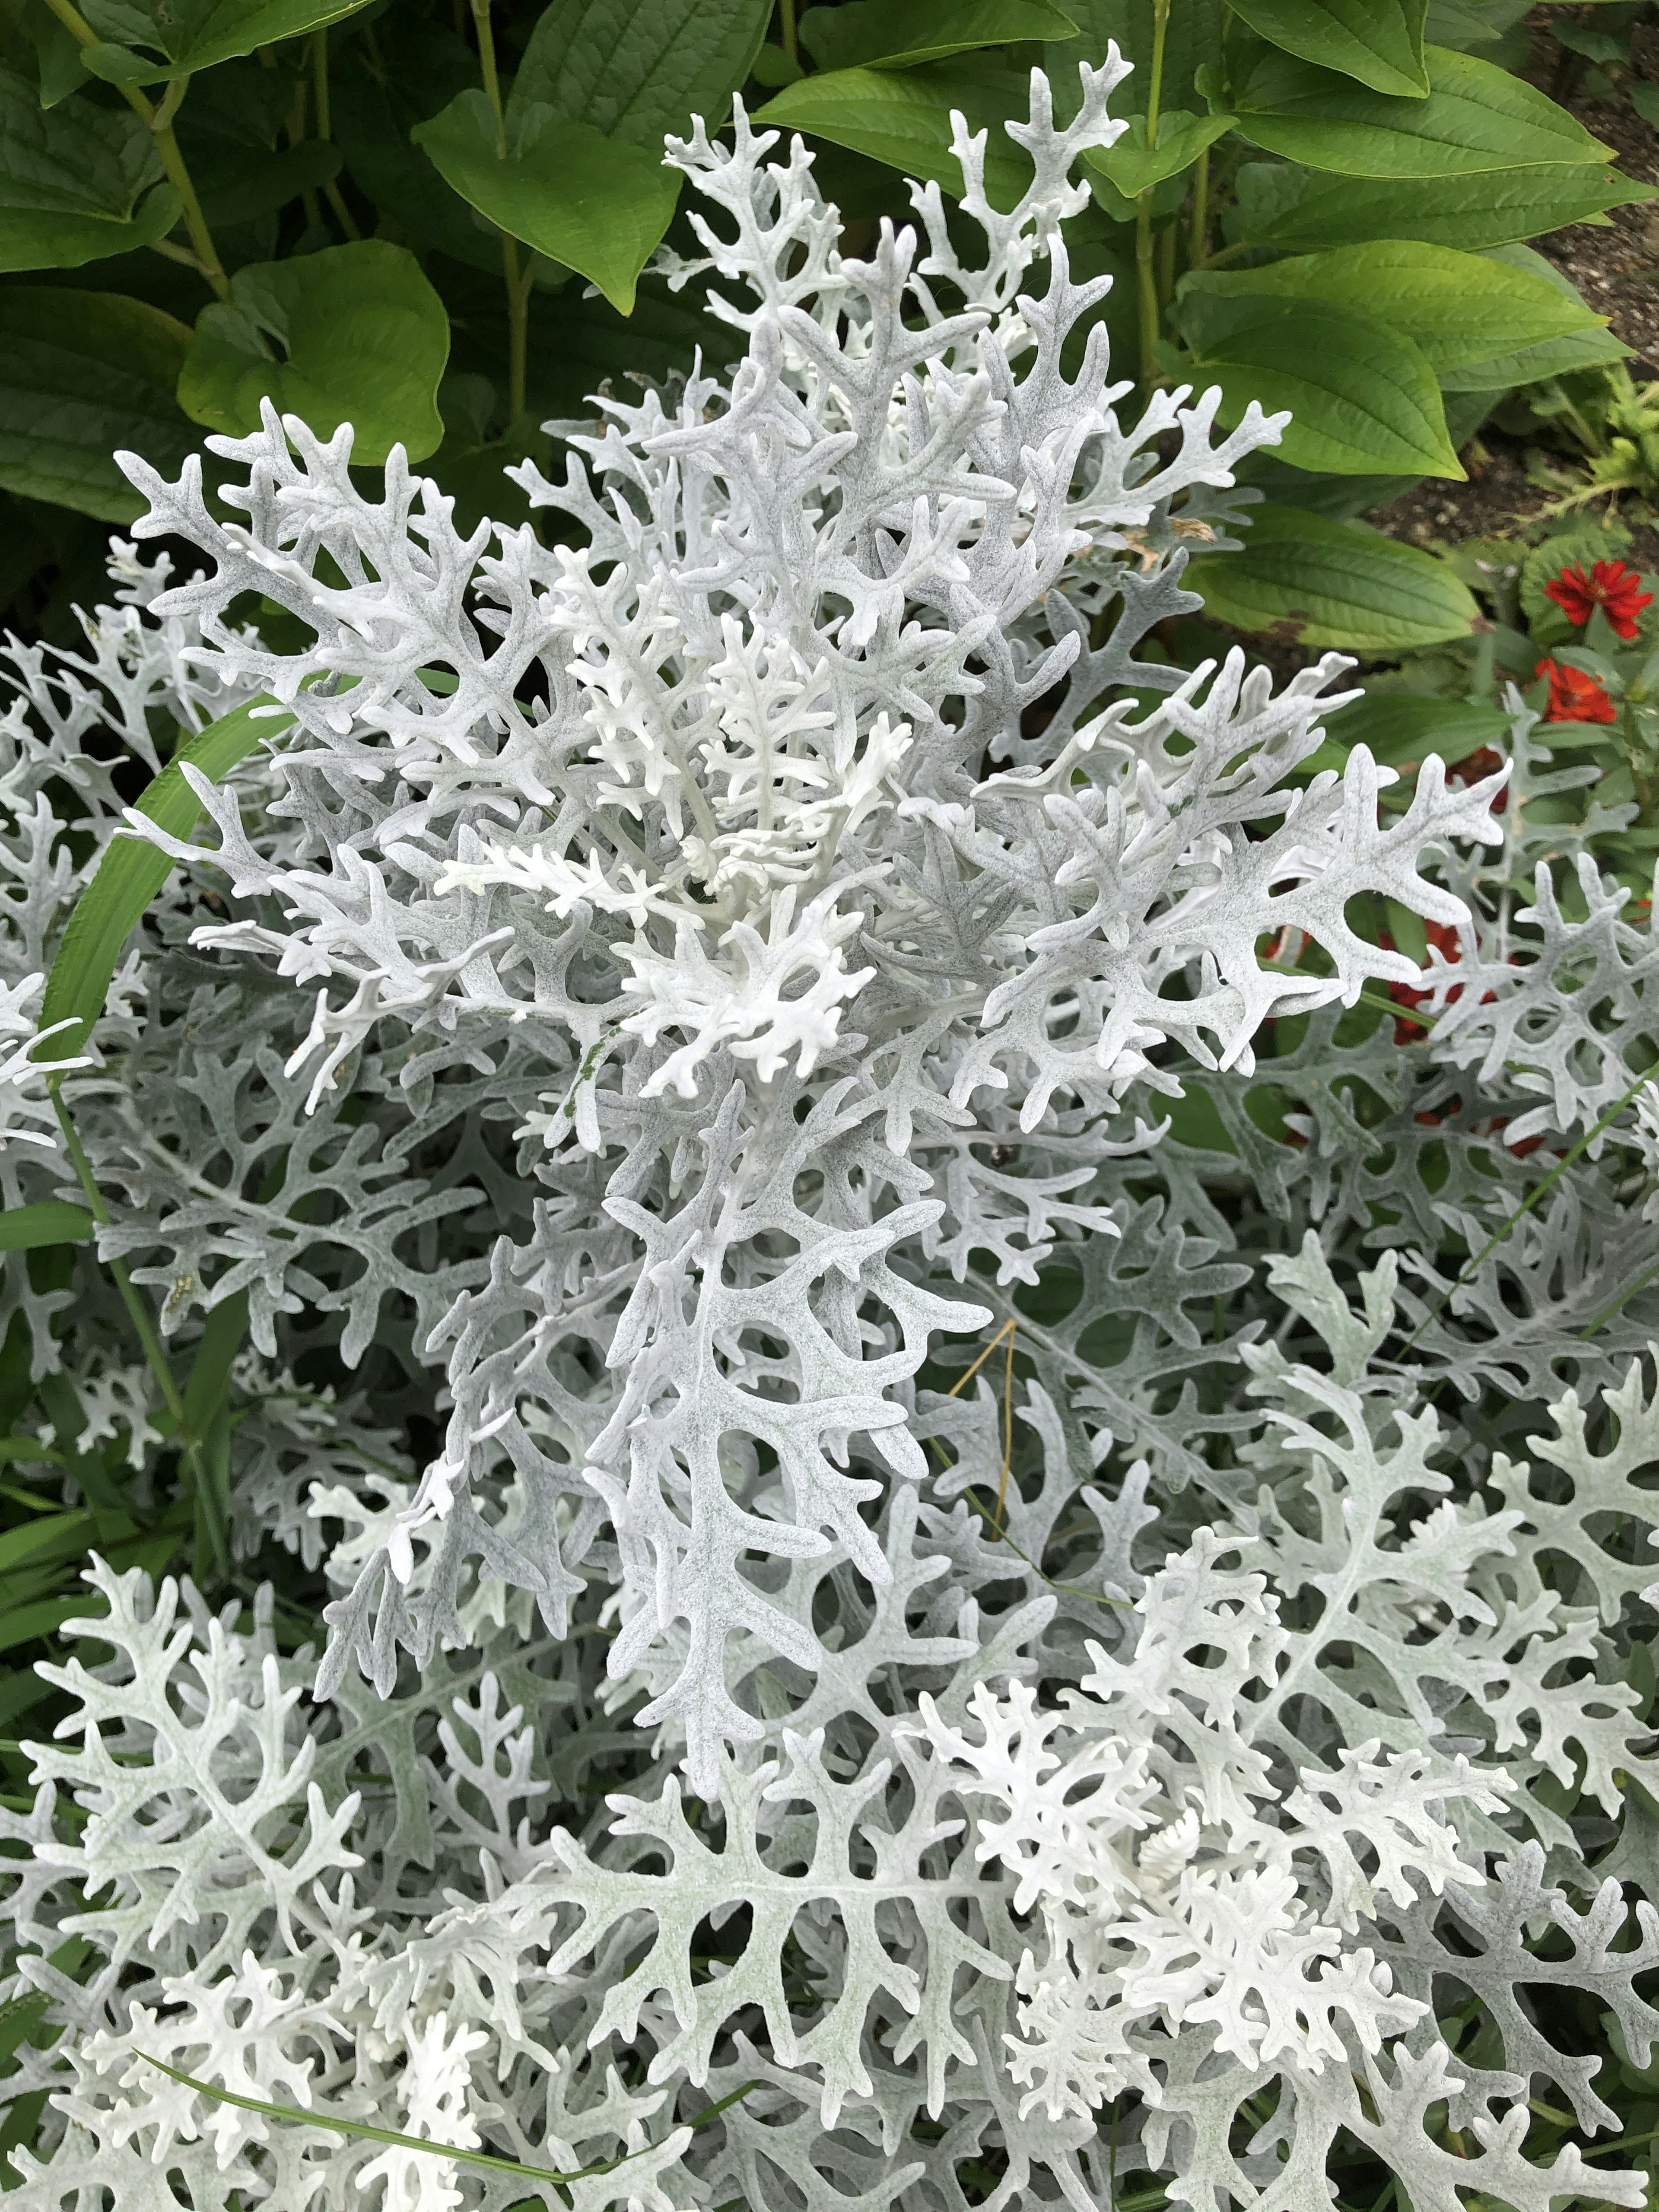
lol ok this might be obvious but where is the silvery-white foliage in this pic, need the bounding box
[0,51,1655,2212]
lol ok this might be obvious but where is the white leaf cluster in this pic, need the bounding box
[0,47,1653,2212]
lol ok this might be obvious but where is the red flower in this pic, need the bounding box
[1543,557,1654,640]
[1448,745,1507,813]
[1535,657,1616,725]
[1382,921,1473,1043]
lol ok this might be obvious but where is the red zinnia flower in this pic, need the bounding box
[1535,657,1616,725]
[1543,557,1654,640]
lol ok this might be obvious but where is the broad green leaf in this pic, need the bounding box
[333,61,497,276]
[38,694,288,1063]
[0,66,183,271]
[509,0,772,147]
[1232,157,1657,248]
[193,139,343,229]
[1084,107,1233,198]
[799,0,1078,72]
[1232,44,1610,176]
[0,1203,94,1251]
[1183,296,1462,477]
[1183,240,1605,379]
[414,91,679,315]
[177,240,449,463]
[1230,0,1429,96]
[0,287,194,523]
[754,60,1035,209]
[1436,240,1627,389]
[1301,693,1513,775]
[0,180,179,272]
[1185,504,1480,650]
[75,0,375,82]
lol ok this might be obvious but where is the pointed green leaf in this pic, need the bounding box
[1233,44,1612,176]
[754,60,1035,208]
[0,287,194,522]
[38,694,289,1064]
[1230,0,1429,96]
[177,239,449,464]
[509,0,774,147]
[799,0,1078,73]
[1084,107,1233,198]
[75,0,375,82]
[0,65,184,270]
[0,1204,95,1251]
[414,92,680,316]
[1183,240,1605,379]
[1232,157,1657,248]
[1185,504,1480,651]
[1183,296,1462,477]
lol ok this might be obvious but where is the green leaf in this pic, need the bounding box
[193,138,343,229]
[1232,156,1657,248]
[1187,505,1480,650]
[798,0,1078,72]
[0,1204,94,1251]
[0,180,179,273]
[332,60,497,276]
[0,1595,84,1658]
[1432,242,1629,390]
[413,91,679,315]
[1301,692,1513,775]
[1229,0,1429,96]
[0,287,194,523]
[508,0,773,148]
[74,0,375,82]
[1182,296,1462,477]
[1232,43,1611,176]
[0,65,183,270]
[1084,107,1232,198]
[754,60,1034,208]
[1184,240,1605,381]
[38,694,288,1064]
[177,239,449,464]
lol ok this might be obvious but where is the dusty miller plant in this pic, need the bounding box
[2,49,1658,2212]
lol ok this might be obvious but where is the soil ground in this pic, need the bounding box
[1370,4,1659,567]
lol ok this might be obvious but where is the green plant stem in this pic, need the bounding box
[48,1086,187,1441]
[38,0,228,298]
[135,2053,758,2196]
[471,0,530,421]
[779,0,798,67]
[1135,0,1172,390]
[1397,1053,1659,1353]
[1190,143,1209,262]
[311,27,362,241]
[48,1079,228,1576]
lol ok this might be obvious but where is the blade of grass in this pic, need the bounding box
[134,2054,756,2196]
[1396,1055,1659,1354]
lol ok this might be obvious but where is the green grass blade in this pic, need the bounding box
[134,2053,756,2194]
[0,1204,94,1251]
[37,696,288,1064]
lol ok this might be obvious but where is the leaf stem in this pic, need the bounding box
[35,0,228,299]
[311,28,362,241]
[1397,1054,1659,1354]
[48,1084,186,1440]
[1190,144,1209,262]
[134,2053,757,2198]
[48,1079,226,1576]
[470,0,530,421]
[1135,0,1171,390]
[779,0,799,67]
